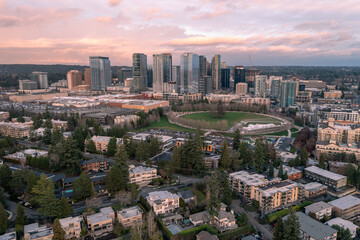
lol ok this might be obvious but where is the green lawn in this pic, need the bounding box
[265,130,289,136]
[181,112,281,130]
[193,190,206,204]
[137,117,195,132]
[290,127,298,132]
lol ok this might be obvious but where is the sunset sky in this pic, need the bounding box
[0,0,359,66]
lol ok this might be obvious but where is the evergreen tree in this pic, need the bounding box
[43,127,52,145]
[172,146,182,173]
[273,218,284,240]
[0,164,12,191]
[105,145,129,193]
[331,225,352,240]
[300,147,308,166]
[0,203,8,234]
[32,113,43,129]
[86,140,97,153]
[44,118,52,129]
[136,140,148,161]
[73,172,93,200]
[220,140,230,170]
[73,127,85,151]
[282,171,288,180]
[319,153,326,169]
[220,172,232,205]
[106,137,117,157]
[207,174,220,217]
[268,163,274,178]
[52,218,66,240]
[58,137,82,175]
[239,141,252,167]
[58,197,73,218]
[278,164,284,179]
[232,129,241,151]
[51,128,63,146]
[15,203,28,226]
[123,135,136,159]
[283,209,301,240]
[149,136,162,157]
[254,139,265,172]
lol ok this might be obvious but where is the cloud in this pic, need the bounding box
[165,36,248,46]
[141,8,173,20]
[0,16,21,27]
[108,0,122,7]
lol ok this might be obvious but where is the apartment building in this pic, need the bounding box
[81,157,110,173]
[326,218,358,238]
[117,206,143,228]
[24,223,53,240]
[0,112,9,121]
[316,140,360,160]
[129,165,157,185]
[51,120,68,130]
[59,216,83,239]
[0,122,31,138]
[114,115,140,125]
[283,212,337,240]
[328,195,360,219]
[304,166,347,190]
[88,136,123,153]
[146,191,180,215]
[324,111,360,122]
[324,90,342,99]
[303,182,328,199]
[274,166,302,180]
[87,207,115,238]
[0,232,16,240]
[305,201,332,220]
[318,121,360,144]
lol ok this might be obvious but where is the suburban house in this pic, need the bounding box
[146,191,180,215]
[117,206,143,228]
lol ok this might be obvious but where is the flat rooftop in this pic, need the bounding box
[328,195,360,210]
[305,201,332,213]
[118,206,143,219]
[305,166,346,181]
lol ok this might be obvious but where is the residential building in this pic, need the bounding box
[245,69,260,89]
[328,195,360,219]
[146,191,180,215]
[324,111,360,122]
[67,70,82,90]
[283,212,337,240]
[303,182,328,199]
[304,166,347,190]
[19,79,38,90]
[89,56,111,91]
[132,53,148,91]
[153,53,172,93]
[196,231,219,240]
[0,232,16,240]
[305,201,333,220]
[236,97,271,106]
[236,82,248,95]
[0,122,31,138]
[233,66,246,91]
[317,121,360,144]
[128,165,157,185]
[274,166,302,180]
[87,207,115,238]
[255,75,267,97]
[316,140,360,160]
[24,223,53,240]
[280,80,297,108]
[221,68,230,89]
[0,112,9,121]
[117,206,143,228]
[180,53,199,94]
[326,218,358,238]
[52,120,68,130]
[88,136,123,153]
[81,157,110,173]
[84,68,91,87]
[114,115,140,125]
[299,79,326,89]
[178,190,196,203]
[199,55,207,77]
[324,90,342,99]
[31,71,48,89]
[211,54,221,90]
[189,209,238,232]
[295,91,313,103]
[269,76,282,98]
[59,216,83,239]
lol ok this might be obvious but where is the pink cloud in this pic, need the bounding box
[165,36,248,46]
[0,16,21,27]
[108,0,122,7]
[141,8,173,20]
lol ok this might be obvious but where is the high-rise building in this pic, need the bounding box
[236,82,248,95]
[199,55,207,77]
[221,68,230,89]
[147,68,153,87]
[84,68,91,87]
[132,53,148,91]
[280,81,297,108]
[180,53,199,94]
[118,68,132,84]
[31,72,48,89]
[153,53,172,93]
[66,70,82,90]
[245,69,260,89]
[89,56,111,91]
[199,76,212,94]
[172,66,180,93]
[234,66,246,91]
[19,80,38,90]
[211,54,221,90]
[269,76,282,98]
[255,75,267,97]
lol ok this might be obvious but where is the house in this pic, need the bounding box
[117,206,143,228]
[146,191,180,215]
[59,216,83,239]
[196,231,219,240]
[328,195,360,219]
[274,166,302,180]
[129,165,157,186]
[0,232,16,240]
[305,201,333,220]
[189,208,238,232]
[189,211,210,226]
[24,223,53,240]
[283,212,337,240]
[87,207,115,238]
[326,217,358,238]
[178,190,196,203]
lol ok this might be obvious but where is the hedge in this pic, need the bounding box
[267,200,313,222]
[218,225,253,240]
[157,218,173,239]
[139,195,151,212]
[178,224,218,237]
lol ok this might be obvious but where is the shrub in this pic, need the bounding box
[139,195,151,212]
[218,225,253,240]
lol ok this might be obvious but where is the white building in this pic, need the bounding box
[87,207,115,238]
[129,165,157,185]
[326,217,358,238]
[146,191,180,215]
[305,201,333,220]
[117,206,143,228]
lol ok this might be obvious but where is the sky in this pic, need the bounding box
[0,0,359,66]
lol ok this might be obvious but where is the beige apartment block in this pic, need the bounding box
[88,136,123,153]
[305,201,333,220]
[129,165,157,185]
[24,223,53,240]
[0,122,31,138]
[304,166,347,190]
[87,207,115,238]
[146,191,180,215]
[328,195,360,219]
[59,216,83,239]
[117,206,143,228]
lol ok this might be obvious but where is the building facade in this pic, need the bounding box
[280,80,296,107]
[180,53,199,94]
[67,70,82,90]
[211,54,221,90]
[153,53,172,93]
[132,53,148,91]
[31,72,48,89]
[255,75,267,97]
[89,56,111,91]
[146,191,180,215]
[129,165,157,185]
[117,206,143,229]
[233,66,246,91]
[304,166,347,190]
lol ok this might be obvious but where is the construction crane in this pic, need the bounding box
[248,55,254,70]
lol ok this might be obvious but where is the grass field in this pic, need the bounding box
[265,130,289,136]
[137,117,195,132]
[180,112,281,129]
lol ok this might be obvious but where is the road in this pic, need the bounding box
[230,199,273,240]
[5,199,40,222]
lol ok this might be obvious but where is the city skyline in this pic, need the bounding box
[0,0,359,66]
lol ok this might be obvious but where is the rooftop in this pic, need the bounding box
[59,216,83,228]
[147,191,179,202]
[118,206,143,219]
[0,232,16,240]
[328,195,360,210]
[258,180,299,197]
[229,171,273,187]
[196,231,219,240]
[303,182,327,191]
[305,166,346,181]
[326,217,358,231]
[129,165,156,174]
[305,201,333,213]
[24,223,53,240]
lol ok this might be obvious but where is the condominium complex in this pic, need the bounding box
[114,115,140,125]
[88,136,123,152]
[280,80,297,108]
[0,122,31,138]
[128,165,157,185]
[59,216,83,239]
[326,218,358,238]
[67,70,82,90]
[211,55,221,90]
[31,71,48,89]
[324,90,342,99]
[317,121,360,144]
[146,191,180,215]
[87,207,115,238]
[304,166,347,190]
[24,223,53,240]
[324,111,360,122]
[0,112,9,121]
[303,182,328,199]
[305,201,333,220]
[235,82,248,95]
[255,75,267,97]
[316,140,360,160]
[328,195,360,219]
[153,53,172,93]
[117,206,143,228]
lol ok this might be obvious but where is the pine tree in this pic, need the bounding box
[232,129,241,151]
[44,118,52,129]
[278,164,284,179]
[319,153,326,169]
[269,163,274,178]
[105,145,129,193]
[254,139,265,173]
[43,127,52,145]
[220,140,230,170]
[58,137,82,176]
[106,137,117,157]
[73,172,93,201]
[58,197,73,218]
[300,147,308,166]
[51,128,63,146]
[239,141,251,167]
[171,146,182,173]
[52,218,66,240]
[136,140,148,161]
[123,135,136,159]
[283,209,301,240]
[15,203,28,226]
[207,174,220,217]
[0,164,12,191]
[220,172,232,205]
[0,203,8,234]
[282,171,288,180]
[86,140,97,153]
[273,218,284,240]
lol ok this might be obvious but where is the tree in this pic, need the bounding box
[220,172,232,205]
[43,127,52,145]
[268,163,274,178]
[278,164,284,179]
[31,174,59,218]
[0,164,12,191]
[52,218,66,240]
[273,218,284,240]
[300,147,308,166]
[171,146,182,173]
[123,135,136,159]
[319,153,326,169]
[86,140,97,153]
[105,145,129,193]
[73,172,93,201]
[0,203,8,234]
[131,225,143,240]
[136,140,148,161]
[106,137,117,157]
[51,128,63,146]
[32,113,43,129]
[283,209,300,240]
[282,172,288,180]
[207,174,220,217]
[254,139,265,173]
[58,137,82,175]
[15,203,28,226]
[232,129,241,151]
[58,197,73,218]
[331,225,352,240]
[220,141,230,170]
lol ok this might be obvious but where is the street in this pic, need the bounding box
[230,199,273,240]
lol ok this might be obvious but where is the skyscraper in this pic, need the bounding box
[172,66,180,93]
[89,56,111,91]
[245,69,260,89]
[199,76,212,94]
[280,81,297,108]
[234,66,246,91]
[147,68,153,87]
[211,54,221,90]
[255,75,267,97]
[269,76,282,98]
[221,68,230,89]
[31,72,48,89]
[132,53,148,91]
[180,53,199,94]
[199,55,207,77]
[84,68,91,87]
[117,68,132,84]
[153,53,172,93]
[66,70,82,90]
